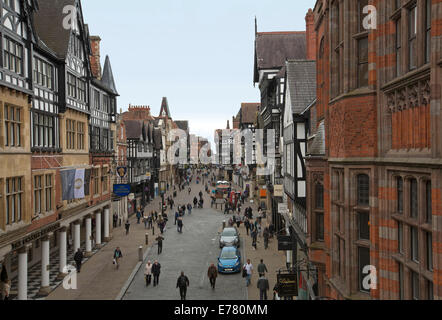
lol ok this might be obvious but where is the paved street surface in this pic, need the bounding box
[122,206,247,300]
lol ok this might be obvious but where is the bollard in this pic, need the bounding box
[152,226,155,235]
[138,246,143,262]
[145,233,149,245]
[222,220,226,229]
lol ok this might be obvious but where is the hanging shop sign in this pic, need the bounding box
[113,184,131,197]
[117,167,127,178]
[277,273,299,297]
[278,235,294,251]
[273,185,284,197]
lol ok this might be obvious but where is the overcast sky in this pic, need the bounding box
[82,0,314,146]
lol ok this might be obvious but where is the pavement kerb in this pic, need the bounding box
[115,243,154,300]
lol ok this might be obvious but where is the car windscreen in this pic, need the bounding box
[220,250,238,260]
[222,230,237,237]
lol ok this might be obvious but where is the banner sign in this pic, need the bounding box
[277,273,298,297]
[113,184,131,197]
[117,167,127,178]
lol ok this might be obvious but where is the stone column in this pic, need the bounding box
[73,220,81,252]
[58,227,67,278]
[17,245,30,300]
[104,208,110,242]
[85,215,92,257]
[95,211,102,247]
[39,234,52,296]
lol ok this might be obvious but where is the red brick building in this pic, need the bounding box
[306,0,441,300]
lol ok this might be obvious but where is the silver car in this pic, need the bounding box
[219,227,240,248]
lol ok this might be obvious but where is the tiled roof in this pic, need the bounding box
[308,120,325,156]
[286,60,316,114]
[254,31,306,81]
[101,55,118,95]
[153,128,163,150]
[124,120,143,140]
[33,0,77,59]
[175,121,189,132]
[241,103,260,124]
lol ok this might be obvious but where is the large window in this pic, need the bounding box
[102,167,108,193]
[396,18,402,77]
[358,247,370,293]
[33,175,43,215]
[33,112,55,148]
[5,177,23,225]
[411,271,419,300]
[425,181,432,223]
[91,126,100,150]
[398,221,404,254]
[4,105,21,147]
[3,37,23,75]
[33,57,54,89]
[94,89,100,109]
[67,73,76,98]
[66,119,76,150]
[357,174,370,207]
[408,5,417,70]
[358,211,370,240]
[315,183,324,209]
[316,212,324,241]
[77,79,86,102]
[357,0,369,88]
[397,177,403,213]
[410,178,418,219]
[77,122,85,150]
[33,174,53,216]
[426,232,433,271]
[93,168,100,195]
[45,174,53,213]
[411,226,419,262]
[425,0,431,64]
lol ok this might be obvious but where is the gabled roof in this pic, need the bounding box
[153,128,163,150]
[34,0,90,60]
[175,121,189,132]
[101,55,118,95]
[285,60,316,114]
[124,120,143,140]
[254,32,306,83]
[159,97,172,119]
[241,103,260,124]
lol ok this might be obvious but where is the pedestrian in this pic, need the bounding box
[207,263,218,289]
[136,210,142,224]
[113,213,118,228]
[251,229,257,250]
[193,197,198,208]
[156,235,164,254]
[244,259,253,287]
[152,260,161,286]
[154,211,158,221]
[125,220,130,235]
[177,217,183,233]
[0,278,10,301]
[176,271,190,300]
[188,187,191,195]
[244,218,250,236]
[143,212,149,229]
[148,214,153,229]
[144,260,153,287]
[263,227,269,249]
[175,211,179,225]
[236,216,241,229]
[187,203,192,215]
[257,259,268,277]
[257,275,270,300]
[113,247,123,270]
[74,248,83,273]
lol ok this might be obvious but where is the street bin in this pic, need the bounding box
[223,220,226,229]
[145,233,149,245]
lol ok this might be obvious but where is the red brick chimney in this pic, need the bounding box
[305,9,316,61]
[90,35,102,80]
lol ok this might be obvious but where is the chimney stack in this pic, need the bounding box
[90,35,102,80]
[305,9,316,61]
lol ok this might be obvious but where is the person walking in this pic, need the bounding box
[251,229,258,250]
[176,271,190,300]
[187,203,192,215]
[177,217,183,233]
[257,259,268,277]
[174,211,179,225]
[113,212,118,228]
[136,210,142,224]
[244,259,253,287]
[257,274,270,300]
[193,197,198,208]
[188,187,192,195]
[207,263,218,289]
[125,220,130,235]
[74,248,83,273]
[143,212,149,229]
[152,260,161,287]
[244,218,250,236]
[263,227,270,249]
[156,235,164,254]
[148,214,153,229]
[113,247,123,270]
[144,261,153,287]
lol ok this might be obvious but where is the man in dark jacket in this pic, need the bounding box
[125,220,130,235]
[176,271,190,300]
[177,217,183,233]
[156,235,164,254]
[257,259,268,277]
[74,248,83,273]
[152,260,161,287]
[257,275,270,300]
[207,263,218,289]
[193,197,198,208]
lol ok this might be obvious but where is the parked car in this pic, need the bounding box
[219,227,240,248]
[218,246,241,274]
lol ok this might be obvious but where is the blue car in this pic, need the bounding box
[218,247,241,274]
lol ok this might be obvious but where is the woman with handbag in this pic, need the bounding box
[144,261,153,287]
